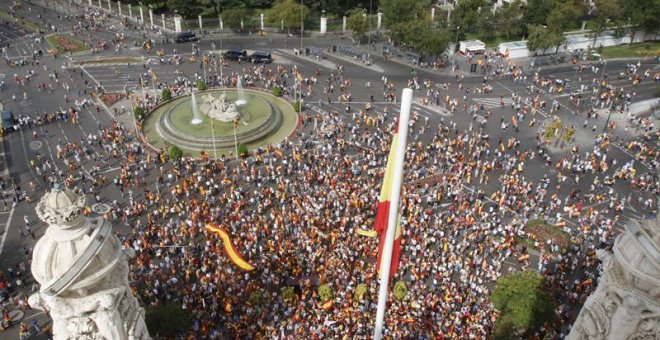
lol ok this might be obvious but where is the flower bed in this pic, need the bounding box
[523,219,571,251]
[46,34,89,53]
[99,92,127,107]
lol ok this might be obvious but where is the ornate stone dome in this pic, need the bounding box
[31,185,123,297]
[35,183,86,228]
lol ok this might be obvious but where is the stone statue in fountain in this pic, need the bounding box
[28,184,150,340]
[199,92,240,122]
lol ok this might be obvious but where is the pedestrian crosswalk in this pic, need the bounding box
[82,62,185,92]
[309,101,451,120]
[471,97,513,109]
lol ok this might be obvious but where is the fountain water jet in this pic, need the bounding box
[235,77,247,106]
[191,92,203,125]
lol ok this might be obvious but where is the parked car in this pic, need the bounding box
[174,31,198,43]
[2,110,16,132]
[223,49,247,61]
[250,51,272,63]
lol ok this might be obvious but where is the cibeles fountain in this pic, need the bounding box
[199,91,241,122]
[148,86,298,153]
[28,184,150,340]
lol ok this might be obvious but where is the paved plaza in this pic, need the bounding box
[0,0,658,338]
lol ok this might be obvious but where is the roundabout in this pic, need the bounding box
[141,88,299,155]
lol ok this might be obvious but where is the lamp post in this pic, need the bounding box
[602,98,615,135]
[455,26,460,54]
[300,0,304,52]
[211,119,217,160]
[367,0,373,51]
[233,119,239,165]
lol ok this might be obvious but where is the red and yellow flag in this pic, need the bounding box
[374,124,403,280]
[205,223,255,271]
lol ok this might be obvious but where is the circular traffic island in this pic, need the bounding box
[141,89,299,157]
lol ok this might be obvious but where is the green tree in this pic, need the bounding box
[161,88,172,101]
[266,0,309,32]
[546,1,580,35]
[197,80,207,91]
[353,283,368,301]
[346,8,368,40]
[416,25,451,57]
[280,286,296,302]
[237,144,248,157]
[592,0,621,46]
[621,0,660,39]
[420,29,450,57]
[491,271,556,331]
[134,106,145,121]
[169,146,183,161]
[272,86,283,97]
[523,0,554,26]
[393,281,407,300]
[476,12,497,43]
[380,0,430,27]
[200,0,237,18]
[145,303,190,337]
[221,7,252,30]
[166,0,203,19]
[318,284,333,302]
[495,0,524,40]
[452,0,490,32]
[526,25,560,54]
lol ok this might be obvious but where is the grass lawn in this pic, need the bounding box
[599,42,660,59]
[0,10,42,32]
[46,34,90,53]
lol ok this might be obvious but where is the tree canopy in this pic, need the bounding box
[491,270,556,331]
[145,303,190,337]
[346,8,368,39]
[266,0,309,30]
[526,24,563,54]
[379,0,451,57]
[452,0,490,32]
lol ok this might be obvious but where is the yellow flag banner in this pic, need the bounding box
[205,223,256,271]
[356,228,378,238]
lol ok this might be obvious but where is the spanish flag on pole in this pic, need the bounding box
[374,123,403,280]
[373,88,412,340]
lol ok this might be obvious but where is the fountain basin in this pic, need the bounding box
[141,89,299,155]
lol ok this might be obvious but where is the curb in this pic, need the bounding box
[0,136,8,181]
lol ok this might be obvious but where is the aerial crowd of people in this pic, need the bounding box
[0,2,659,339]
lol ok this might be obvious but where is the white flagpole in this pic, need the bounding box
[373,88,413,340]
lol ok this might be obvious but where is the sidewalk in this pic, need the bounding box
[628,98,659,117]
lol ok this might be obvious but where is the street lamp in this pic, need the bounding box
[300,0,304,52]
[367,0,373,52]
[455,26,460,53]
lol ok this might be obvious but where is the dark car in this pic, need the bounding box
[250,51,272,63]
[174,31,198,43]
[223,49,248,61]
[2,110,16,132]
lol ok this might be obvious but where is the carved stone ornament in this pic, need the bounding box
[35,183,86,226]
[568,218,660,340]
[29,185,151,340]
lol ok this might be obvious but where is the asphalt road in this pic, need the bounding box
[0,0,658,338]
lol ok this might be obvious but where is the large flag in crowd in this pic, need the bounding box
[374,124,403,280]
